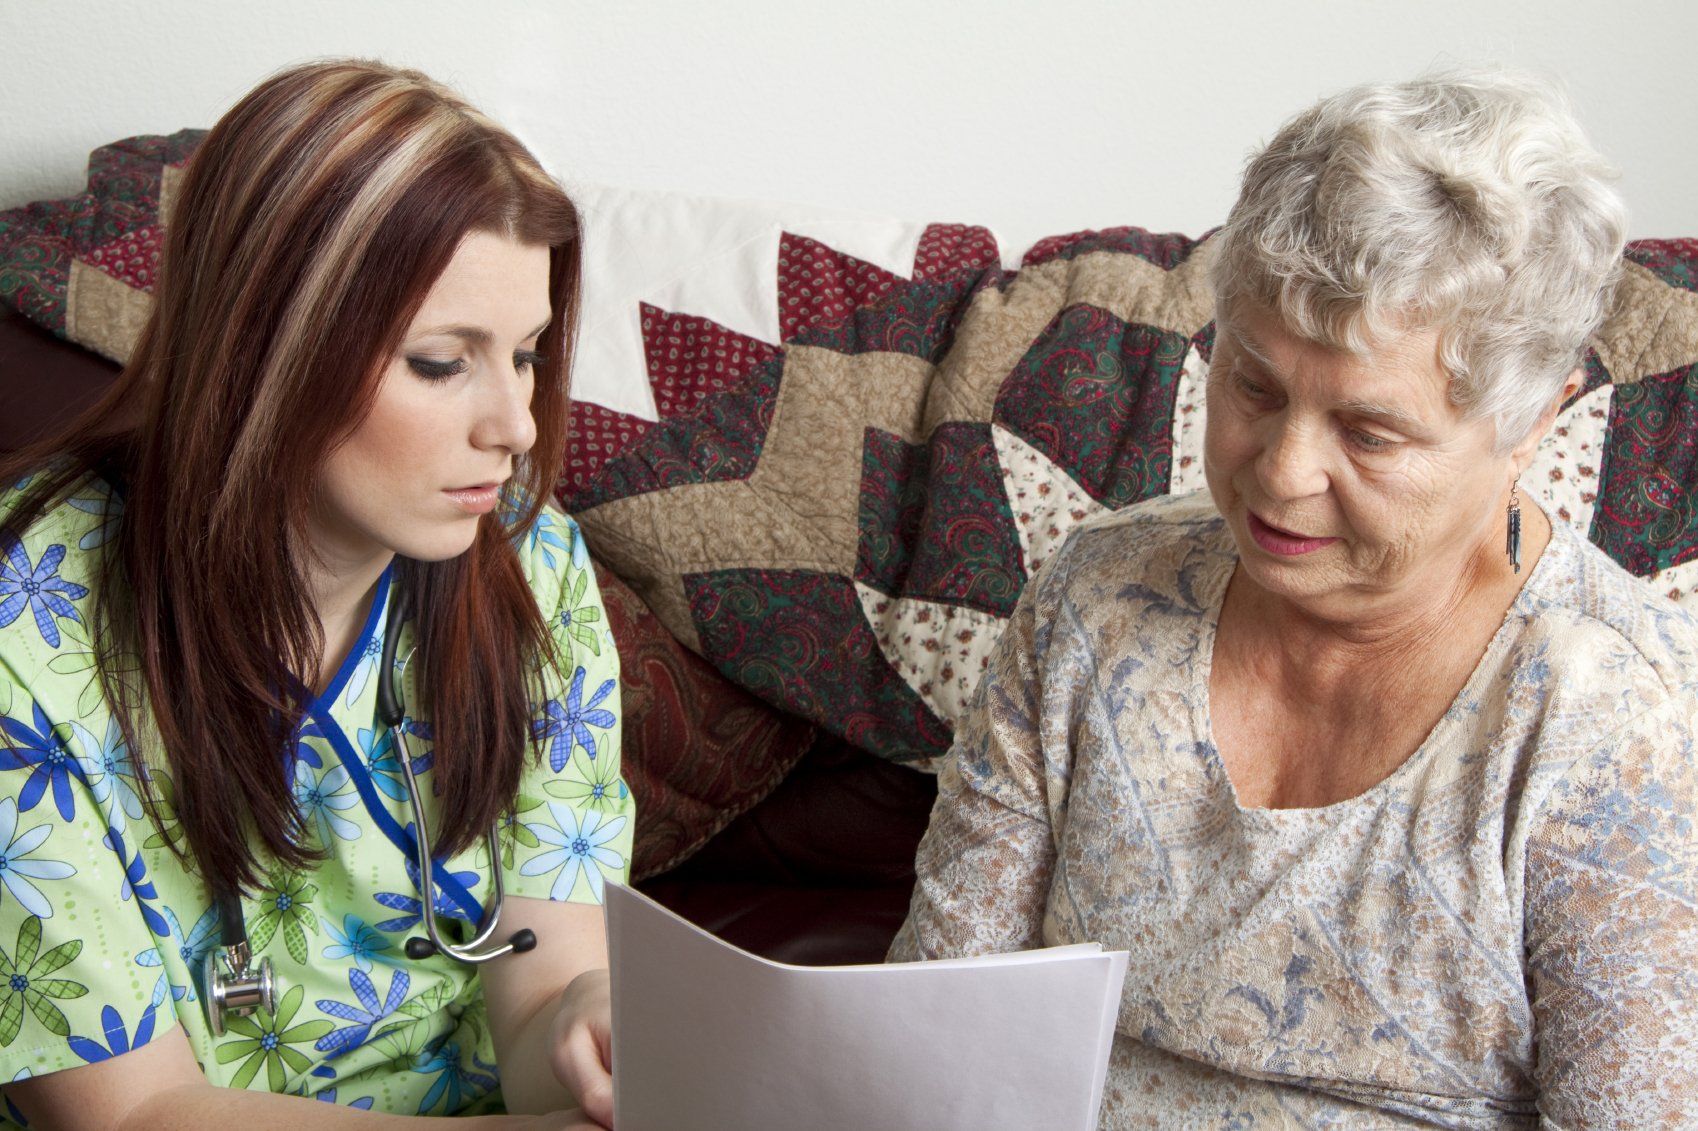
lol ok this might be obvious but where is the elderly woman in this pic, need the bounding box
[890,72,1697,1127]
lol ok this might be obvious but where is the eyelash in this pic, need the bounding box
[1346,428,1396,453]
[1235,374,1399,454]
[406,351,546,382]
[1232,373,1274,403]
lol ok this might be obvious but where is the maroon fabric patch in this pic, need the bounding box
[1023,225,1201,269]
[562,402,655,501]
[777,232,904,343]
[1594,361,1698,575]
[643,302,781,418]
[597,562,814,879]
[685,568,952,765]
[995,306,1187,507]
[912,224,1001,282]
[856,422,1026,616]
[84,223,164,292]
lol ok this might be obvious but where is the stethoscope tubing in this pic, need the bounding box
[205,576,536,1035]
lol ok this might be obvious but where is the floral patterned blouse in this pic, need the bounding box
[0,475,634,1120]
[890,491,1698,1128]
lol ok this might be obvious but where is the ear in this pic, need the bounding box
[1509,366,1584,475]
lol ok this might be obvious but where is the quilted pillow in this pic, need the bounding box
[566,227,1698,770]
[0,130,202,361]
[597,562,814,880]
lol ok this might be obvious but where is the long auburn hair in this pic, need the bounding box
[0,60,581,897]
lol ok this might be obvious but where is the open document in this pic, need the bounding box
[606,883,1129,1131]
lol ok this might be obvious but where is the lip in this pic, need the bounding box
[1245,510,1340,556]
[443,481,505,515]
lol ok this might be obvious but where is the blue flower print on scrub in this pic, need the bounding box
[0,701,89,821]
[314,966,410,1059]
[321,914,392,973]
[68,718,143,834]
[0,798,75,919]
[519,802,627,901]
[292,762,362,846]
[372,851,479,933]
[342,632,386,708]
[410,1036,497,1116]
[527,510,585,573]
[356,728,406,802]
[68,1002,159,1065]
[535,667,616,772]
[140,904,219,1002]
[102,825,168,936]
[0,536,88,649]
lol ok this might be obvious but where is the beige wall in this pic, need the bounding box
[1,0,1693,246]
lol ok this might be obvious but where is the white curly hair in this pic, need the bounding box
[1209,68,1629,452]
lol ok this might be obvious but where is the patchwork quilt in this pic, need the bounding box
[565,226,1698,768]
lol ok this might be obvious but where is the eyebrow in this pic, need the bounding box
[1333,397,1430,435]
[1229,326,1432,437]
[1228,327,1284,376]
[411,318,553,347]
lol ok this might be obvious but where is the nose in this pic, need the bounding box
[1255,415,1329,501]
[471,361,538,457]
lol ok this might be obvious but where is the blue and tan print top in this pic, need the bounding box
[0,475,633,1119]
[892,490,1698,1129]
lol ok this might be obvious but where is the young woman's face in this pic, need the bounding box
[312,231,553,574]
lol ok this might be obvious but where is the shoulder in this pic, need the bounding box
[1515,519,1698,707]
[510,503,590,594]
[0,472,119,676]
[1,470,119,572]
[1500,522,1698,834]
[509,504,617,665]
[1032,490,1232,617]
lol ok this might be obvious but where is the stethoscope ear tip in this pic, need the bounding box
[405,936,438,960]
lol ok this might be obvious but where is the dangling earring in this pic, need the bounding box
[1505,479,1522,574]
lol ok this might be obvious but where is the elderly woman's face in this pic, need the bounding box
[1203,301,1511,619]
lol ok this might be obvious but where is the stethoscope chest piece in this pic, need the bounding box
[204,939,274,1037]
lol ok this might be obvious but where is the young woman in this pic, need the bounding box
[0,61,630,1128]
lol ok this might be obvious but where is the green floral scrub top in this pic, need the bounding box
[0,475,633,1120]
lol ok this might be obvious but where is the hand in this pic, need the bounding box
[510,1111,608,1131]
[546,969,614,1128]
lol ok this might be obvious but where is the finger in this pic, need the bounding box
[556,1026,615,1128]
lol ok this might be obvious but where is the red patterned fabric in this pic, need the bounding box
[912,223,1001,281]
[83,223,164,292]
[641,302,781,418]
[562,401,654,500]
[776,232,904,342]
[596,563,815,879]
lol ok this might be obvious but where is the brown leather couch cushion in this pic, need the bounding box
[0,304,121,454]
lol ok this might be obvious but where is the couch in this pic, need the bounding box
[5,136,1698,971]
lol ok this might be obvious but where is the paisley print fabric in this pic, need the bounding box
[686,568,953,763]
[993,306,1187,508]
[856,422,1026,616]
[891,491,1698,1128]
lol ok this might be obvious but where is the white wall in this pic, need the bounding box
[2,0,1694,248]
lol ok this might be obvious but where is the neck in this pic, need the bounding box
[305,546,394,695]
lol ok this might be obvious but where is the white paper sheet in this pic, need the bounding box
[606,883,1128,1131]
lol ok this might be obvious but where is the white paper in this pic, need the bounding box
[606,883,1128,1131]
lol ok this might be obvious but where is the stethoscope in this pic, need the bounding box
[204,585,537,1036]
